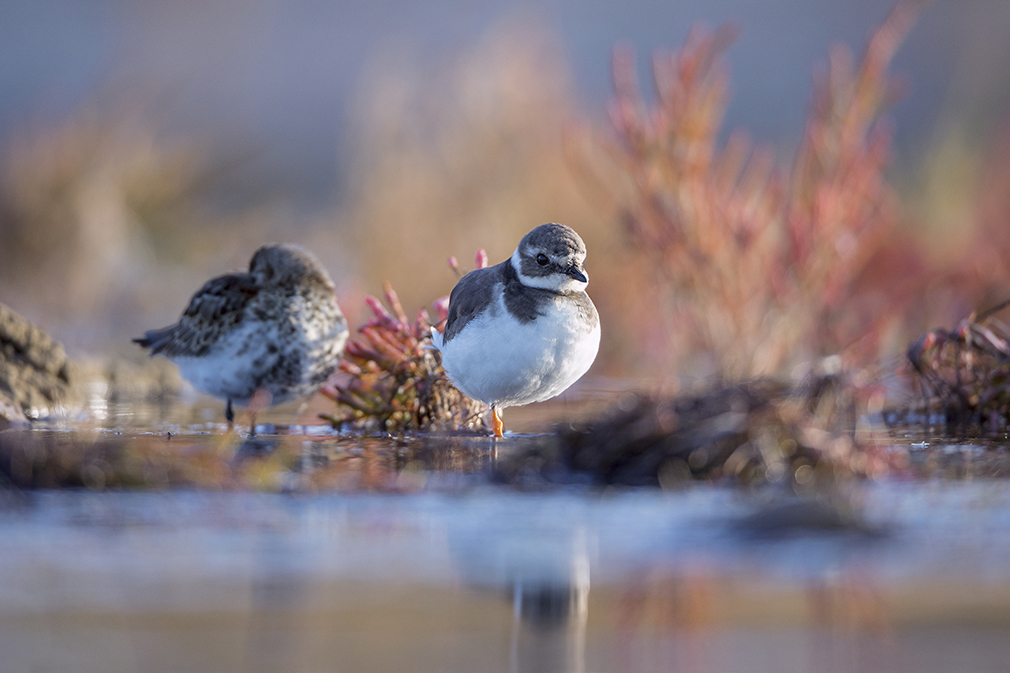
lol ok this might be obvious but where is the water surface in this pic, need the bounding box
[2,471,1009,672]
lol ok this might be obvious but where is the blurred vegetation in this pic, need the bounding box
[497,370,907,489]
[1,1,1010,455]
[0,3,1004,378]
[901,122,1010,320]
[340,19,586,295]
[0,107,198,309]
[0,103,305,351]
[334,19,630,373]
[572,2,922,379]
[903,300,1010,435]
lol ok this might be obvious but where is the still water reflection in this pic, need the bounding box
[1,479,1010,672]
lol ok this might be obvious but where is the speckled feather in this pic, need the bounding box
[137,273,260,358]
[135,244,348,407]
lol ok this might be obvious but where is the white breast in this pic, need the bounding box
[438,291,600,408]
[172,296,348,406]
[172,320,280,405]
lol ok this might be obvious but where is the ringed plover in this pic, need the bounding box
[432,223,600,437]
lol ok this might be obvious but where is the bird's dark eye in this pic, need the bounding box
[536,253,549,266]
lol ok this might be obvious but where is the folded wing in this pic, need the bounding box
[134,273,259,357]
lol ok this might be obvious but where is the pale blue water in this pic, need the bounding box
[2,477,1010,671]
[3,482,1010,609]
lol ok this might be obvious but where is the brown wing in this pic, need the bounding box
[134,273,259,357]
[442,263,502,343]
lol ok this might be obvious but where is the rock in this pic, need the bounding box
[0,302,79,422]
[76,353,185,404]
[0,397,27,429]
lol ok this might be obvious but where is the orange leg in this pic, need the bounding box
[491,406,504,438]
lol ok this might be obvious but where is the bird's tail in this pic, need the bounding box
[133,326,175,355]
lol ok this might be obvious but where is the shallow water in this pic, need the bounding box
[3,392,1010,672]
[2,476,1010,671]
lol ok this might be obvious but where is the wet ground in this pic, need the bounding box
[2,390,1010,672]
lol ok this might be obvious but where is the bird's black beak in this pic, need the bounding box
[566,266,588,283]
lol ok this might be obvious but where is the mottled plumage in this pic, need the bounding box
[432,223,600,437]
[135,243,348,422]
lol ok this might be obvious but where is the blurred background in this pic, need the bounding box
[2,0,1010,380]
[6,6,1010,670]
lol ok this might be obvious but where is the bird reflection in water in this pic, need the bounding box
[508,533,590,673]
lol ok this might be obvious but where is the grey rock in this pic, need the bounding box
[0,302,79,421]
